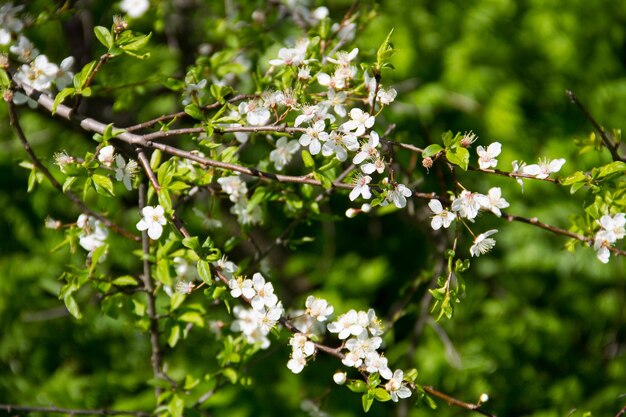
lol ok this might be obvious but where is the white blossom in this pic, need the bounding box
[305,296,334,322]
[470,229,498,257]
[76,214,108,255]
[136,205,167,240]
[287,349,307,374]
[218,175,248,202]
[481,187,510,217]
[327,310,363,340]
[299,120,328,155]
[428,199,455,230]
[476,142,501,170]
[353,131,380,164]
[594,231,612,264]
[182,79,207,106]
[289,333,315,357]
[228,276,255,299]
[98,145,115,167]
[451,190,488,220]
[214,255,238,280]
[349,174,372,201]
[14,54,58,91]
[597,213,625,242]
[512,160,527,190]
[365,352,393,380]
[238,100,271,126]
[120,0,149,18]
[341,108,375,137]
[115,155,138,191]
[250,273,278,310]
[385,370,412,402]
[327,48,359,66]
[55,56,75,89]
[523,158,566,179]
[270,137,300,170]
[385,183,412,209]
[10,35,38,62]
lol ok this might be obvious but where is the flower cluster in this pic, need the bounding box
[2,4,75,107]
[229,273,284,348]
[217,175,262,226]
[594,213,625,263]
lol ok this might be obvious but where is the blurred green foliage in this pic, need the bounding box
[0,1,624,417]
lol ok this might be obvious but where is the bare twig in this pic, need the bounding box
[421,386,497,417]
[566,90,624,162]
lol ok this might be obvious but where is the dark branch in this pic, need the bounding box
[0,404,151,417]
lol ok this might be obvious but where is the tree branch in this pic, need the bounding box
[6,99,139,242]
[138,183,165,399]
[421,386,496,417]
[566,90,624,162]
[0,404,151,417]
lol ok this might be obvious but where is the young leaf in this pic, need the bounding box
[94,26,113,49]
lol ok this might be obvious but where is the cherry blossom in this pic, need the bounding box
[10,35,38,62]
[228,276,255,299]
[341,108,375,137]
[238,100,271,126]
[250,273,278,310]
[481,187,510,217]
[287,349,307,374]
[429,199,455,230]
[98,145,115,167]
[217,175,248,202]
[77,214,108,255]
[333,372,347,385]
[305,296,334,322]
[115,155,138,191]
[120,0,149,18]
[476,142,501,170]
[365,352,393,380]
[136,205,167,240]
[451,190,488,220]
[353,131,380,164]
[55,57,75,89]
[299,120,328,155]
[349,174,372,201]
[385,370,412,402]
[523,158,566,179]
[322,130,358,161]
[470,229,498,257]
[270,137,300,170]
[384,183,412,209]
[327,310,364,339]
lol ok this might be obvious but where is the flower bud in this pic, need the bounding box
[113,15,128,34]
[3,89,13,103]
[360,203,371,213]
[345,208,358,218]
[479,393,489,403]
[333,372,347,385]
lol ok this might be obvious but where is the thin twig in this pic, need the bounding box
[0,404,151,417]
[138,183,165,399]
[615,403,626,417]
[566,90,624,162]
[421,386,497,417]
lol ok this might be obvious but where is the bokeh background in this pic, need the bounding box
[1,1,624,416]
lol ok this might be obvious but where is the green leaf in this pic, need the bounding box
[74,60,97,89]
[94,26,113,49]
[62,176,77,192]
[422,144,443,158]
[347,380,368,393]
[561,171,587,186]
[597,161,626,178]
[179,311,205,327]
[362,393,374,413]
[373,387,391,402]
[167,394,184,417]
[182,236,201,252]
[52,87,76,114]
[121,32,152,52]
[92,174,114,196]
[63,294,82,319]
[112,275,138,286]
[446,147,469,171]
[184,103,203,120]
[158,189,172,212]
[376,28,395,71]
[197,260,212,283]
[302,150,315,169]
